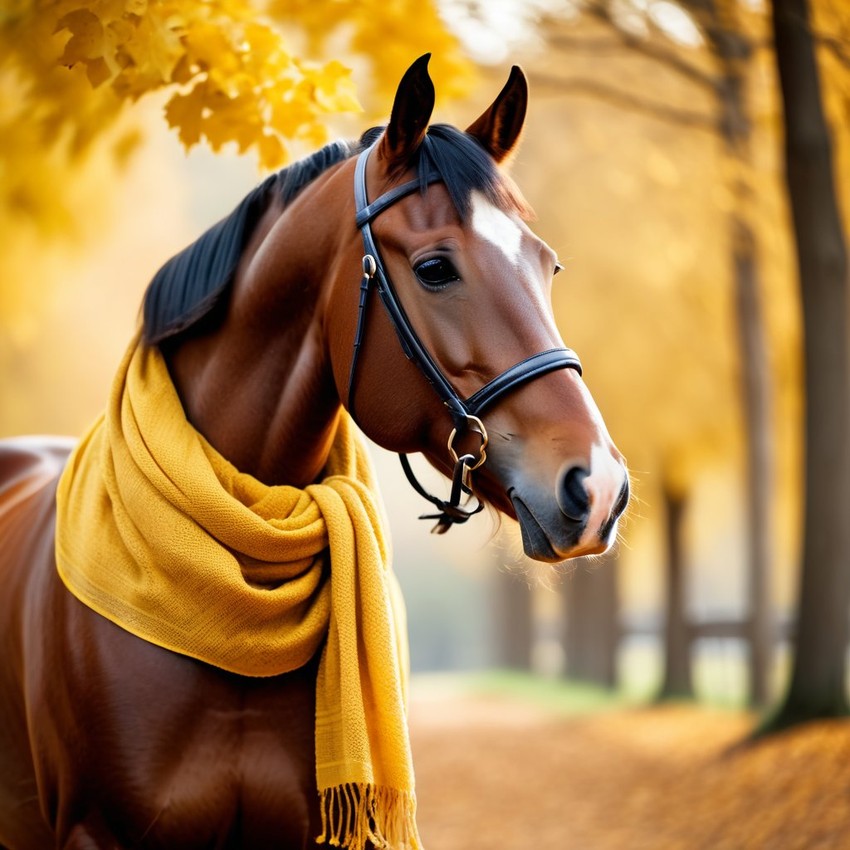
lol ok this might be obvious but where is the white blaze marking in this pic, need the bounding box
[470,190,522,263]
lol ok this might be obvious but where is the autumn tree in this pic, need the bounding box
[763,0,850,731]
[1,0,470,172]
[526,0,778,706]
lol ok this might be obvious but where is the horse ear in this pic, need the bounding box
[377,53,435,171]
[466,66,528,164]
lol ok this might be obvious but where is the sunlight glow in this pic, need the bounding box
[609,0,650,39]
[439,0,577,64]
[648,1,703,47]
[439,0,703,63]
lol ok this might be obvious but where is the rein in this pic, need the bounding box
[347,142,583,533]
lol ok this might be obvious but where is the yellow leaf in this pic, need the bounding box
[269,91,314,138]
[257,132,286,170]
[57,9,107,64]
[184,21,239,75]
[164,83,207,148]
[202,90,261,152]
[85,55,112,87]
[7,0,469,183]
[170,54,192,85]
[242,21,285,65]
[120,9,184,86]
[310,60,362,113]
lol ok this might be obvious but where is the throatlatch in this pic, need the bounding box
[347,141,583,533]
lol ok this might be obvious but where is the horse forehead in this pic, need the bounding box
[469,190,524,265]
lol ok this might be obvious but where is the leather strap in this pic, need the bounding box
[465,348,582,417]
[399,453,484,533]
[355,172,443,229]
[353,146,470,428]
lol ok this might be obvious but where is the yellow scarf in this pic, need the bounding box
[55,338,421,850]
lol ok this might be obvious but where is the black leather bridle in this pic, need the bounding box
[347,141,583,533]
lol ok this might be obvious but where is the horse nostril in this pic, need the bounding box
[558,466,590,522]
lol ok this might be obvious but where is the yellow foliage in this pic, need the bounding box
[27,0,362,170]
[1,0,470,182]
[269,0,474,108]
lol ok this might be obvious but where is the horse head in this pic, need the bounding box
[322,55,629,561]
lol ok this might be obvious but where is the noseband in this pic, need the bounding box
[347,142,583,533]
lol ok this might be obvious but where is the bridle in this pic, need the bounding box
[347,141,583,533]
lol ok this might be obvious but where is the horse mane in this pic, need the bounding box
[142,126,531,345]
[142,139,360,345]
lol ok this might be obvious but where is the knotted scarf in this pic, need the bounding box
[55,337,421,850]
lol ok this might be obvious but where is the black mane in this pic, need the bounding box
[142,139,359,345]
[142,126,529,345]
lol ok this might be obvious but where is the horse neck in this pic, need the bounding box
[165,170,354,488]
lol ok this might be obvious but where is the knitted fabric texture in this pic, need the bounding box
[55,338,421,850]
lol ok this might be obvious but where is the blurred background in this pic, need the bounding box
[3,0,850,844]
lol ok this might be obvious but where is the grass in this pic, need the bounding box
[410,639,772,716]
[411,669,631,716]
[472,669,632,714]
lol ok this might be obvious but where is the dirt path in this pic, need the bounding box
[409,690,850,849]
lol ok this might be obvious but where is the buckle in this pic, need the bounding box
[447,414,488,472]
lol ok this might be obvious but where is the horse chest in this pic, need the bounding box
[38,598,324,850]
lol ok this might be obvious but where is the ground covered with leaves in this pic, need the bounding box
[409,683,850,849]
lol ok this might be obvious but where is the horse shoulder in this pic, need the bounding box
[0,438,321,849]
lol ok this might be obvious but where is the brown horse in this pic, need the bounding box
[0,56,628,849]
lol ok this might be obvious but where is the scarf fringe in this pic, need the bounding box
[317,784,422,850]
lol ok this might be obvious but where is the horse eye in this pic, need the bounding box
[414,257,460,289]
[554,262,564,276]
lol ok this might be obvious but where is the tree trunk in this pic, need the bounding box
[732,212,775,707]
[658,479,694,700]
[562,554,619,687]
[492,568,534,670]
[765,0,850,731]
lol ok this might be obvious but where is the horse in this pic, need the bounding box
[0,55,629,850]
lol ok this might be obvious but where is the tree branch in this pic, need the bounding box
[533,73,718,133]
[574,2,721,92]
[548,33,638,55]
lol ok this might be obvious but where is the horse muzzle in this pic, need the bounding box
[507,459,630,563]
